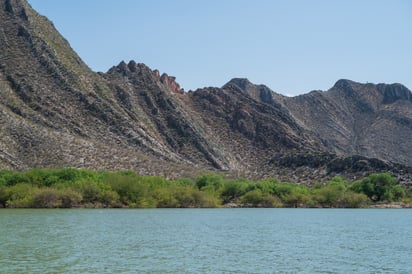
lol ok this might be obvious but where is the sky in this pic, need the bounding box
[28,0,411,96]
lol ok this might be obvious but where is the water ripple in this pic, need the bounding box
[1,208,411,273]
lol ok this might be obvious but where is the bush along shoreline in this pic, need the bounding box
[0,169,411,208]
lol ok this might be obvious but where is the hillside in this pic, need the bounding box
[1,0,411,184]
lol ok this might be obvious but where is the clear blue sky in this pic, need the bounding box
[28,0,411,96]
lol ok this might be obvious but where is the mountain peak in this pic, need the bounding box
[377,83,412,104]
[332,79,358,90]
[108,60,148,74]
[223,78,254,90]
[221,78,288,109]
[331,79,412,104]
[107,60,184,94]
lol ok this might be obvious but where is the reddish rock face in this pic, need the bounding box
[160,73,184,94]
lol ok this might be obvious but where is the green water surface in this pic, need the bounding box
[1,208,411,273]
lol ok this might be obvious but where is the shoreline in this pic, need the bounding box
[2,202,412,209]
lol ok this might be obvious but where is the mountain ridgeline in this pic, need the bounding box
[1,0,411,184]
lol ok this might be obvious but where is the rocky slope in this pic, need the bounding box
[1,0,411,183]
[0,0,202,178]
[282,79,412,165]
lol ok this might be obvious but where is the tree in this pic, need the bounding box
[350,173,404,202]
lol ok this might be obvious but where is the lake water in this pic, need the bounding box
[1,209,411,273]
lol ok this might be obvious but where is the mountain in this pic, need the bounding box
[1,0,411,184]
[282,79,412,164]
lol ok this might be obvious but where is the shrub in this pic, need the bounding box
[154,186,218,208]
[0,169,407,208]
[175,178,196,187]
[282,186,312,207]
[342,191,369,208]
[312,178,347,207]
[195,173,224,193]
[153,187,179,208]
[272,182,295,198]
[104,173,149,206]
[33,188,62,208]
[255,179,280,195]
[190,189,220,208]
[241,189,281,207]
[0,170,30,186]
[59,189,82,208]
[32,188,82,208]
[99,190,121,207]
[221,180,248,202]
[75,183,102,203]
[241,189,265,206]
[4,183,37,208]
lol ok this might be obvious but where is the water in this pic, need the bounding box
[1,209,411,273]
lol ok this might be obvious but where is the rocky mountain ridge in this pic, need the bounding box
[1,0,411,184]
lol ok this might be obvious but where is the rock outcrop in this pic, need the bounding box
[159,73,184,94]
